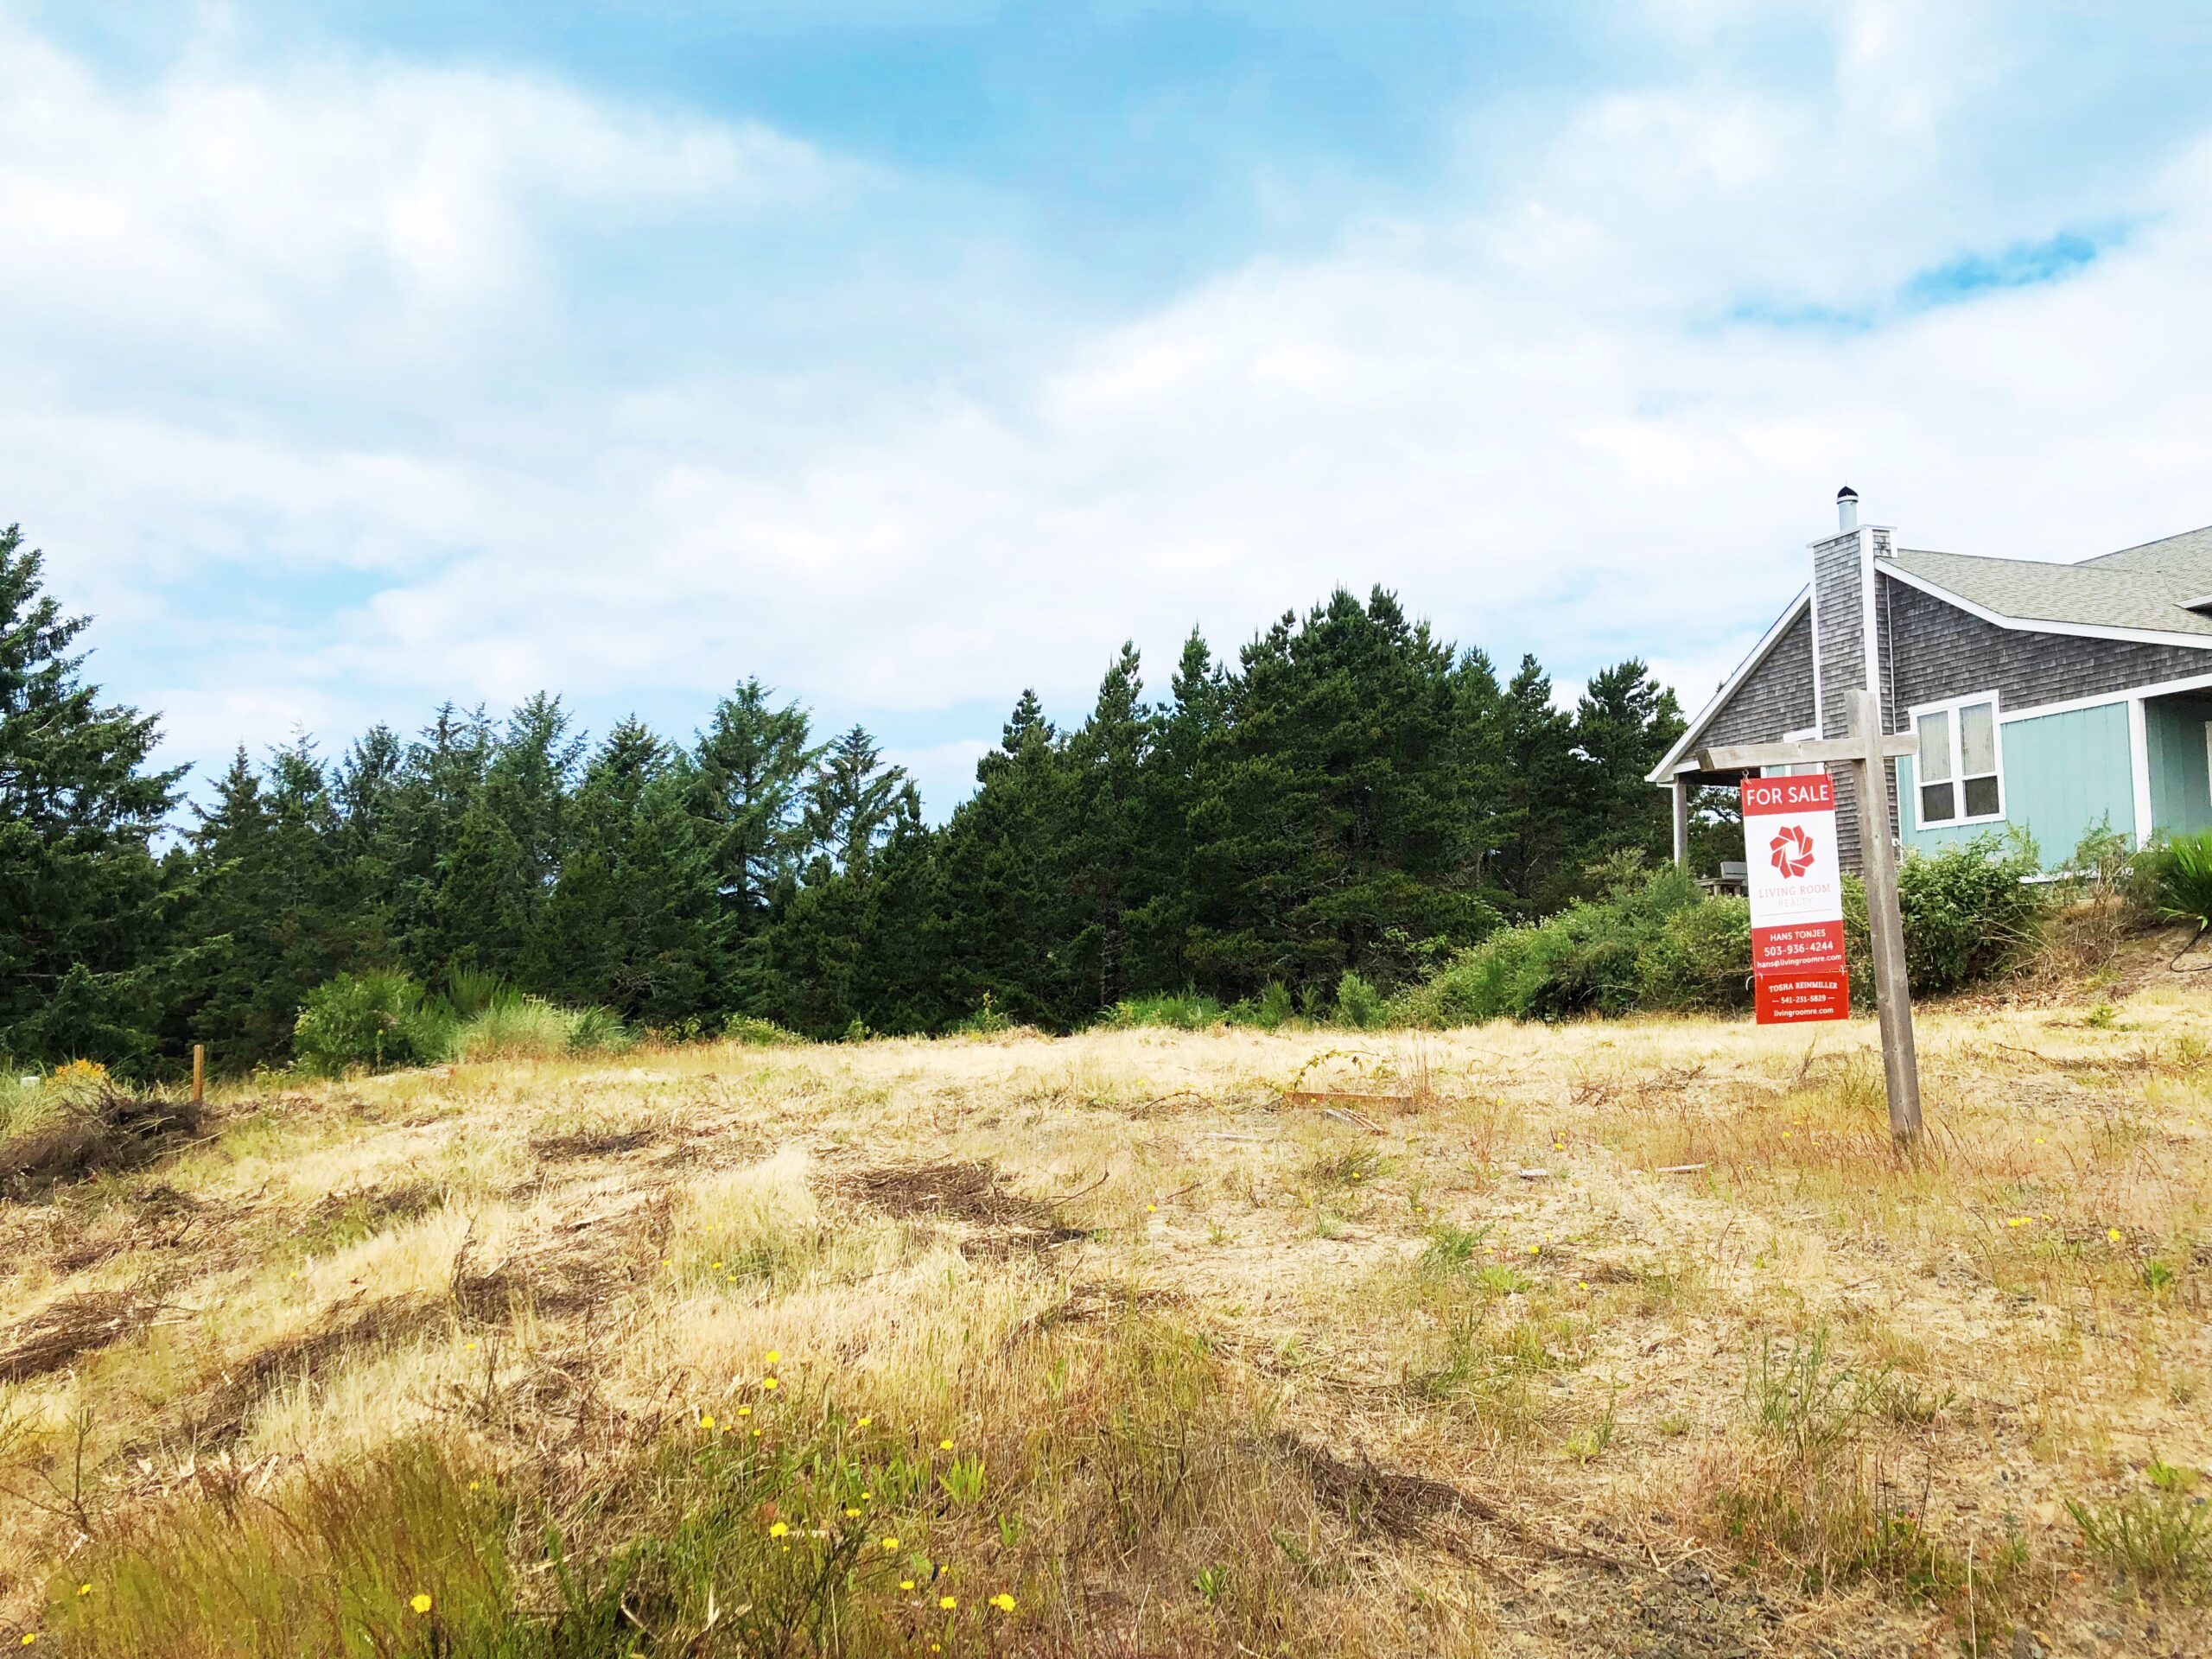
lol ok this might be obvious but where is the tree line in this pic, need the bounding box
[1,524,1687,1071]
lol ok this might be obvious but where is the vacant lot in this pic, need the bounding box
[6,987,2212,1656]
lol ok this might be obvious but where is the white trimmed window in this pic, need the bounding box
[1914,693,2003,824]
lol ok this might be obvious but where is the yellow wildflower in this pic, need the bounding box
[21,1637,38,1649]
[845,1507,862,1518]
[769,1522,789,1539]
[75,1586,90,1598]
[766,1349,781,1363]
[939,1439,954,1451]
[2108,1228,2124,1243]
[700,1414,716,1429]
[989,1592,1017,1612]
[939,1595,957,1610]
[900,1580,916,1591]
[856,1415,873,1427]
[882,1535,899,1550]
[410,1594,433,1615]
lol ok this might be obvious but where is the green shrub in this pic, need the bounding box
[292,972,454,1076]
[952,992,1013,1035]
[1333,970,1386,1030]
[725,1014,807,1047]
[1225,981,1295,1030]
[1635,896,1753,1012]
[1101,993,1225,1031]
[2151,828,2212,934]
[1892,833,2044,994]
[566,1005,633,1055]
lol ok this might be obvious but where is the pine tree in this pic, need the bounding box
[805,726,907,878]
[1569,660,1686,872]
[1064,643,1150,1010]
[1186,588,1491,998]
[691,679,816,942]
[0,527,184,1068]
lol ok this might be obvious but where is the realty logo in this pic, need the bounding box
[1769,823,1816,879]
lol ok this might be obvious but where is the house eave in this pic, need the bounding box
[1645,587,1812,785]
[1880,563,2212,653]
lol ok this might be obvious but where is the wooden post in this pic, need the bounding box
[191,1043,205,1109]
[1845,689,1922,1148]
[1670,775,1691,870]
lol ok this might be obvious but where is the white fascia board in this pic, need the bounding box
[1646,587,1813,785]
[1878,563,2212,653]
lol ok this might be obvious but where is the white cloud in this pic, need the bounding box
[3,12,2209,803]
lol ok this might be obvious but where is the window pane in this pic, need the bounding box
[1921,780,1955,823]
[1960,701,1997,777]
[1917,709,1952,782]
[1964,774,2001,817]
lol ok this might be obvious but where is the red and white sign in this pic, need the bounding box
[1741,773,1849,1024]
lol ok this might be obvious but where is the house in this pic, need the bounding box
[1650,490,2212,874]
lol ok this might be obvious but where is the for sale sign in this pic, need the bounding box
[1741,773,1849,1023]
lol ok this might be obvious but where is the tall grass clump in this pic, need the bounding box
[292,972,455,1077]
[451,988,630,1063]
[1224,981,1296,1030]
[2147,827,2212,937]
[1100,992,1225,1031]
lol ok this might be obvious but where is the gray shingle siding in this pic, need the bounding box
[1700,606,1816,748]
[1881,575,2212,714]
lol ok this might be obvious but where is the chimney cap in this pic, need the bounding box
[1836,484,1859,501]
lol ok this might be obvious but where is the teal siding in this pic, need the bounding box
[1897,700,2135,869]
[2147,694,2212,839]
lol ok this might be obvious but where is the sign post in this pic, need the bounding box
[1695,688,1923,1149]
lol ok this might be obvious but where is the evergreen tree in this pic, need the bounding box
[1186,588,1491,998]
[691,680,816,950]
[429,796,532,976]
[1569,659,1686,870]
[805,726,907,878]
[0,527,184,1068]
[1484,654,1585,915]
[1063,643,1151,1009]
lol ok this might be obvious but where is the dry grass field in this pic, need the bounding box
[7,980,2212,1656]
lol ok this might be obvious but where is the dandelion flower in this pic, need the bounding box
[766,1349,781,1363]
[856,1415,873,1427]
[939,1439,954,1451]
[410,1594,433,1615]
[712,1260,723,1269]
[20,1637,37,1648]
[1526,1243,1540,1255]
[769,1522,790,1539]
[900,1579,916,1590]
[989,1593,1016,1612]
[1147,1204,1156,1213]
[845,1507,862,1518]
[861,1491,873,1501]
[75,1586,89,1598]
[2108,1228,2123,1243]
[882,1536,899,1549]
[939,1595,957,1610]
[468,1480,481,1492]
[762,1376,779,1390]
[700,1414,716,1430]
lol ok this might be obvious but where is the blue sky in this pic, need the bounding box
[6,0,2212,814]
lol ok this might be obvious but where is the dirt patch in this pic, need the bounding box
[0,1287,165,1383]
[1,1090,202,1198]
[847,1160,1087,1255]
[161,1295,443,1450]
[1274,1431,1509,1541]
[530,1125,658,1160]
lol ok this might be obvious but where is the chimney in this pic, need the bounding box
[1836,484,1859,532]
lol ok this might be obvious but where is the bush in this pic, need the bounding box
[1225,982,1295,1030]
[1635,896,1754,1012]
[725,1014,807,1047]
[1100,993,1225,1031]
[1332,971,1385,1030]
[293,972,454,1076]
[1891,833,2044,994]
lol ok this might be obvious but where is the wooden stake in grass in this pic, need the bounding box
[192,1043,205,1109]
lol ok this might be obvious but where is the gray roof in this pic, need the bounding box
[1890,524,2212,639]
